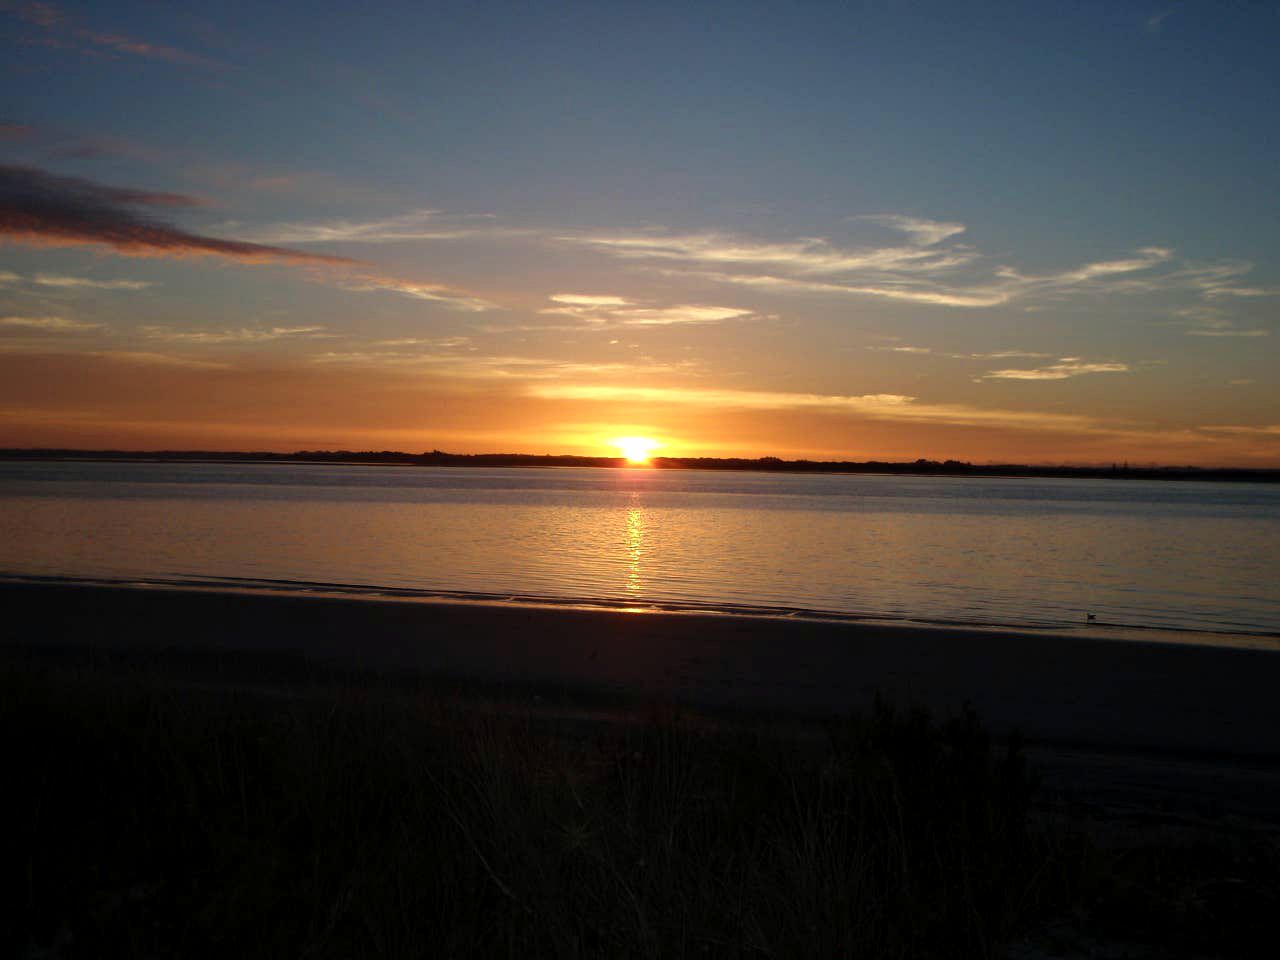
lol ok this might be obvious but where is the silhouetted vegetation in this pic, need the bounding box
[5,654,1277,958]
[3,447,1278,482]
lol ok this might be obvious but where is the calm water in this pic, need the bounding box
[1,461,1278,637]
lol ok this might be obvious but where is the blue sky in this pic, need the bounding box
[1,1,1277,462]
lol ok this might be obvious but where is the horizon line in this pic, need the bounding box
[1,447,1277,475]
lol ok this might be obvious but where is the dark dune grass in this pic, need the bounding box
[4,650,1278,959]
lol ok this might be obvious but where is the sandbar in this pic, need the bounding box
[6,578,1280,761]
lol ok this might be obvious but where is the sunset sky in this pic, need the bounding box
[1,0,1277,464]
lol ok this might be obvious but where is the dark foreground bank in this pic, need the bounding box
[8,649,1280,960]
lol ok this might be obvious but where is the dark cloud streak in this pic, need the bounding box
[0,165,353,265]
[5,164,203,208]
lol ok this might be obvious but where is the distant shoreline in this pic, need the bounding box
[3,447,1278,482]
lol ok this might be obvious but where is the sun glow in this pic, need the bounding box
[612,435,660,465]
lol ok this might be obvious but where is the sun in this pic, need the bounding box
[612,436,660,465]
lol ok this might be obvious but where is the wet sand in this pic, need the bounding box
[6,579,1280,760]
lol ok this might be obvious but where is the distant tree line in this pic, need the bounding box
[2,448,1277,482]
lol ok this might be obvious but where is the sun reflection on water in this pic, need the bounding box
[625,500,646,594]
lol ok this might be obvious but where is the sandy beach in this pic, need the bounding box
[7,578,1280,760]
[10,578,1280,956]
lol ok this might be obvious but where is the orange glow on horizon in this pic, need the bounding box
[612,435,660,465]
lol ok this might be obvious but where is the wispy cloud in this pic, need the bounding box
[540,293,753,327]
[1155,261,1260,298]
[1081,259,1277,336]
[526,382,1112,433]
[567,219,1194,312]
[336,274,498,312]
[0,314,103,331]
[561,219,974,276]
[530,384,916,412]
[310,349,692,380]
[5,2,221,68]
[994,247,1173,286]
[242,209,499,245]
[373,336,472,348]
[1146,8,1174,34]
[45,134,172,164]
[84,33,218,68]
[950,350,1054,360]
[1185,328,1269,338]
[1182,263,1279,302]
[0,165,352,265]
[856,214,967,247]
[1173,283,1273,337]
[30,273,154,290]
[982,358,1131,381]
[565,215,1280,334]
[548,294,633,307]
[686,270,1009,307]
[609,305,755,326]
[90,350,228,369]
[1202,286,1276,299]
[867,344,1062,362]
[1196,424,1280,443]
[139,325,333,344]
